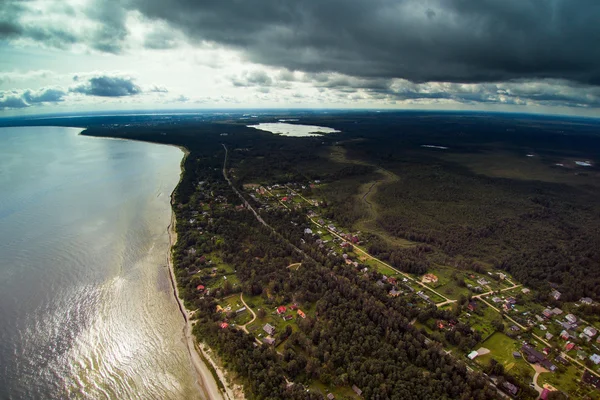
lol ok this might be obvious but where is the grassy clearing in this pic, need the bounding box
[539,365,600,399]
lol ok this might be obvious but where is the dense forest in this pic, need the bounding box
[77,111,600,398]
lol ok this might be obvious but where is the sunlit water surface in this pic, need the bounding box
[248,122,340,136]
[0,127,202,399]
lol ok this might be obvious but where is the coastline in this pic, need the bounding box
[166,148,240,400]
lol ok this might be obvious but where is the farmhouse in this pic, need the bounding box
[583,326,598,338]
[263,323,276,335]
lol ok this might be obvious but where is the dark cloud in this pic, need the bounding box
[128,0,600,86]
[0,0,128,53]
[0,94,28,109]
[0,87,66,109]
[231,71,274,87]
[71,76,142,97]
[22,88,66,103]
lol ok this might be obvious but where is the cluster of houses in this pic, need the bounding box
[520,344,557,371]
[276,304,307,321]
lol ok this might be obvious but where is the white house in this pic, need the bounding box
[584,326,598,338]
[565,314,577,324]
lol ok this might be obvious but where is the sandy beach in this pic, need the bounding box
[166,148,241,400]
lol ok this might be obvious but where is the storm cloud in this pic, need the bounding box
[71,76,142,97]
[128,0,600,86]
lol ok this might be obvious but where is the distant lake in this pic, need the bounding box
[0,127,202,399]
[248,122,340,137]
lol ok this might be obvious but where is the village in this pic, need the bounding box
[183,177,600,399]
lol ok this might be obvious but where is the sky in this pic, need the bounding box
[1,0,600,117]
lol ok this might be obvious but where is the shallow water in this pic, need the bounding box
[0,127,203,399]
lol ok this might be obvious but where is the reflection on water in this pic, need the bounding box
[0,127,202,399]
[248,122,340,137]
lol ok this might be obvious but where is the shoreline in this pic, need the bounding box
[166,148,240,400]
[75,129,240,399]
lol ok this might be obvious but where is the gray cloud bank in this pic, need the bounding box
[2,0,600,109]
[71,76,141,97]
[129,0,600,86]
[0,88,66,109]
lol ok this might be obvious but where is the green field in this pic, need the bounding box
[475,332,534,381]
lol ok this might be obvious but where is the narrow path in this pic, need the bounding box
[239,293,257,335]
[286,263,302,270]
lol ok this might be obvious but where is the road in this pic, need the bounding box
[309,217,455,305]
[239,293,257,334]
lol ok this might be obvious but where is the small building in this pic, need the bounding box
[522,288,531,294]
[552,307,563,315]
[551,289,561,300]
[577,350,587,360]
[467,301,477,311]
[513,351,522,358]
[584,326,598,338]
[565,314,577,324]
[468,351,479,360]
[417,291,432,303]
[196,285,205,291]
[542,309,553,318]
[220,322,229,329]
[492,296,502,303]
[389,288,402,297]
[236,306,247,314]
[297,310,306,319]
[590,354,600,365]
[263,336,276,345]
[477,278,489,286]
[502,381,518,396]
[580,297,594,305]
[545,332,554,341]
[283,315,293,321]
[263,323,276,335]
[352,385,362,396]
[565,342,576,351]
[276,306,287,315]
[327,394,335,400]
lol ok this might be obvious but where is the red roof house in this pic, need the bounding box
[220,322,229,329]
[277,306,287,315]
[565,342,576,351]
[197,285,205,291]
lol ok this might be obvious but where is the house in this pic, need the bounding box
[284,315,293,321]
[304,228,313,234]
[236,306,247,314]
[467,301,477,311]
[506,297,517,305]
[263,336,276,345]
[502,381,518,396]
[540,389,550,400]
[552,307,563,315]
[220,322,229,329]
[263,323,276,335]
[580,297,594,305]
[542,309,554,318]
[297,310,306,319]
[522,288,531,294]
[577,350,587,360]
[389,288,402,297]
[422,274,438,283]
[497,272,506,280]
[327,394,335,400]
[551,289,561,300]
[492,296,502,303]
[583,371,600,389]
[352,385,362,396]
[468,351,479,360]
[477,278,489,286]
[590,354,600,365]
[196,285,205,291]
[560,330,570,340]
[545,332,554,341]
[510,325,520,332]
[388,277,397,285]
[417,291,432,303]
[565,314,577,324]
[539,324,547,331]
[521,344,556,371]
[565,342,576,351]
[276,306,287,315]
[513,351,522,358]
[583,326,598,338]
